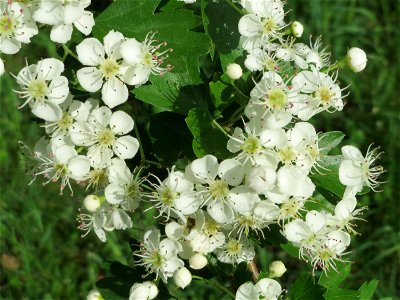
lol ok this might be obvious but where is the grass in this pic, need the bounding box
[1,0,399,299]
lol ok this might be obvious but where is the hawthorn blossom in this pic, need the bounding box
[0,2,38,54]
[14,58,69,121]
[215,235,255,265]
[236,278,282,300]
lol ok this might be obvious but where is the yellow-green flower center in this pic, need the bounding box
[318,248,334,262]
[54,163,67,176]
[280,199,301,219]
[99,58,119,78]
[88,169,108,188]
[145,250,165,268]
[315,86,334,105]
[98,128,115,146]
[159,186,177,206]
[209,180,229,200]
[263,57,276,71]
[237,215,256,235]
[278,146,296,164]
[267,88,287,109]
[226,240,242,255]
[262,18,277,34]
[0,15,15,37]
[204,219,220,235]
[28,79,48,100]
[58,112,73,131]
[143,51,153,67]
[240,136,262,155]
[127,181,140,197]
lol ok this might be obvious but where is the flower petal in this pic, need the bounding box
[50,23,73,44]
[113,136,139,159]
[76,38,105,66]
[101,77,128,108]
[77,67,103,92]
[74,11,95,36]
[105,183,126,204]
[68,155,90,180]
[110,110,134,135]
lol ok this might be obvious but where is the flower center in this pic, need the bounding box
[0,15,15,37]
[97,128,115,146]
[280,199,301,219]
[226,240,242,255]
[204,219,220,235]
[263,57,276,71]
[262,18,277,34]
[126,180,140,197]
[278,146,296,164]
[88,169,108,188]
[267,88,287,109]
[315,86,334,104]
[58,112,73,131]
[241,136,262,155]
[145,250,165,268]
[54,163,67,176]
[209,180,229,200]
[143,50,153,67]
[237,215,256,235]
[318,248,334,262]
[28,79,48,100]
[99,58,119,78]
[159,186,177,206]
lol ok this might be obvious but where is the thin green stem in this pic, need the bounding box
[134,124,146,164]
[224,0,245,15]
[212,119,229,137]
[231,81,250,100]
[322,58,346,73]
[62,44,80,61]
[192,275,235,299]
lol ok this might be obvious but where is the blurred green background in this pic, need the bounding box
[0,0,399,299]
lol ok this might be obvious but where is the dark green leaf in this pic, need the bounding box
[319,261,352,288]
[323,287,360,300]
[319,131,345,155]
[209,74,247,109]
[358,279,379,300]
[280,243,300,258]
[288,273,325,300]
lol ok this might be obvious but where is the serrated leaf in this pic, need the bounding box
[319,261,352,289]
[149,112,195,164]
[319,131,345,155]
[323,287,360,300]
[209,74,247,109]
[93,0,211,113]
[358,279,379,300]
[185,108,230,158]
[288,274,325,300]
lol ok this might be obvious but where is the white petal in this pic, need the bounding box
[144,229,160,249]
[174,194,202,215]
[218,159,244,186]
[47,76,69,104]
[121,64,150,86]
[283,219,309,243]
[112,209,132,230]
[50,23,73,44]
[165,222,185,240]
[69,100,91,122]
[33,2,62,25]
[120,38,143,65]
[63,3,84,24]
[341,145,364,161]
[54,145,76,164]
[70,122,94,146]
[74,11,95,36]
[105,183,126,204]
[159,239,182,258]
[0,38,21,54]
[238,14,262,37]
[253,201,279,221]
[87,145,113,168]
[88,106,112,128]
[31,102,62,122]
[339,160,363,187]
[68,155,90,180]
[236,282,259,300]
[207,200,234,224]
[77,67,103,92]
[101,77,128,108]
[335,195,357,219]
[110,110,134,135]
[166,171,194,193]
[103,30,125,58]
[305,210,327,233]
[108,160,131,184]
[256,278,282,299]
[36,58,65,80]
[76,38,105,66]
[113,135,139,159]
[246,165,276,194]
[189,155,219,182]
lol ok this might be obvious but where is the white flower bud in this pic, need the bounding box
[226,63,243,80]
[0,58,4,76]
[291,21,304,38]
[173,267,192,289]
[83,195,101,212]
[189,253,208,270]
[87,289,103,300]
[269,260,286,278]
[129,281,158,300]
[347,47,367,72]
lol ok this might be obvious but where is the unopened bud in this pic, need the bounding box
[173,267,192,289]
[0,58,4,76]
[84,195,101,212]
[291,21,304,38]
[226,63,243,80]
[189,253,208,270]
[269,260,286,278]
[87,289,103,300]
[129,281,158,300]
[347,47,367,72]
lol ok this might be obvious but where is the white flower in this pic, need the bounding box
[268,260,286,278]
[236,278,282,300]
[0,2,38,54]
[135,229,184,283]
[226,63,243,80]
[215,235,255,265]
[291,21,303,38]
[33,0,94,43]
[86,289,103,300]
[275,39,309,69]
[305,36,331,69]
[238,0,286,50]
[120,32,172,86]
[14,58,69,121]
[76,30,130,108]
[173,267,192,289]
[129,281,158,300]
[77,205,112,242]
[70,106,139,168]
[347,47,367,73]
[244,47,278,72]
[339,145,384,193]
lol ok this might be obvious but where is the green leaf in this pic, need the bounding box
[323,287,360,300]
[149,112,195,164]
[288,274,325,300]
[209,74,247,109]
[319,131,345,155]
[280,243,300,258]
[185,108,231,158]
[93,0,211,113]
[358,279,379,300]
[319,261,352,289]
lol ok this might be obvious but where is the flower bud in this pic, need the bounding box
[0,58,4,76]
[84,195,101,212]
[269,260,286,278]
[87,289,103,300]
[189,253,208,270]
[346,47,367,73]
[291,21,304,38]
[173,267,192,289]
[129,281,158,300]
[226,63,243,80]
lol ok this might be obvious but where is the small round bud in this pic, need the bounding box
[83,195,101,212]
[189,253,208,270]
[0,58,4,76]
[291,21,304,38]
[87,289,103,300]
[226,63,243,80]
[129,281,158,300]
[173,267,192,289]
[347,47,367,72]
[269,260,286,278]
